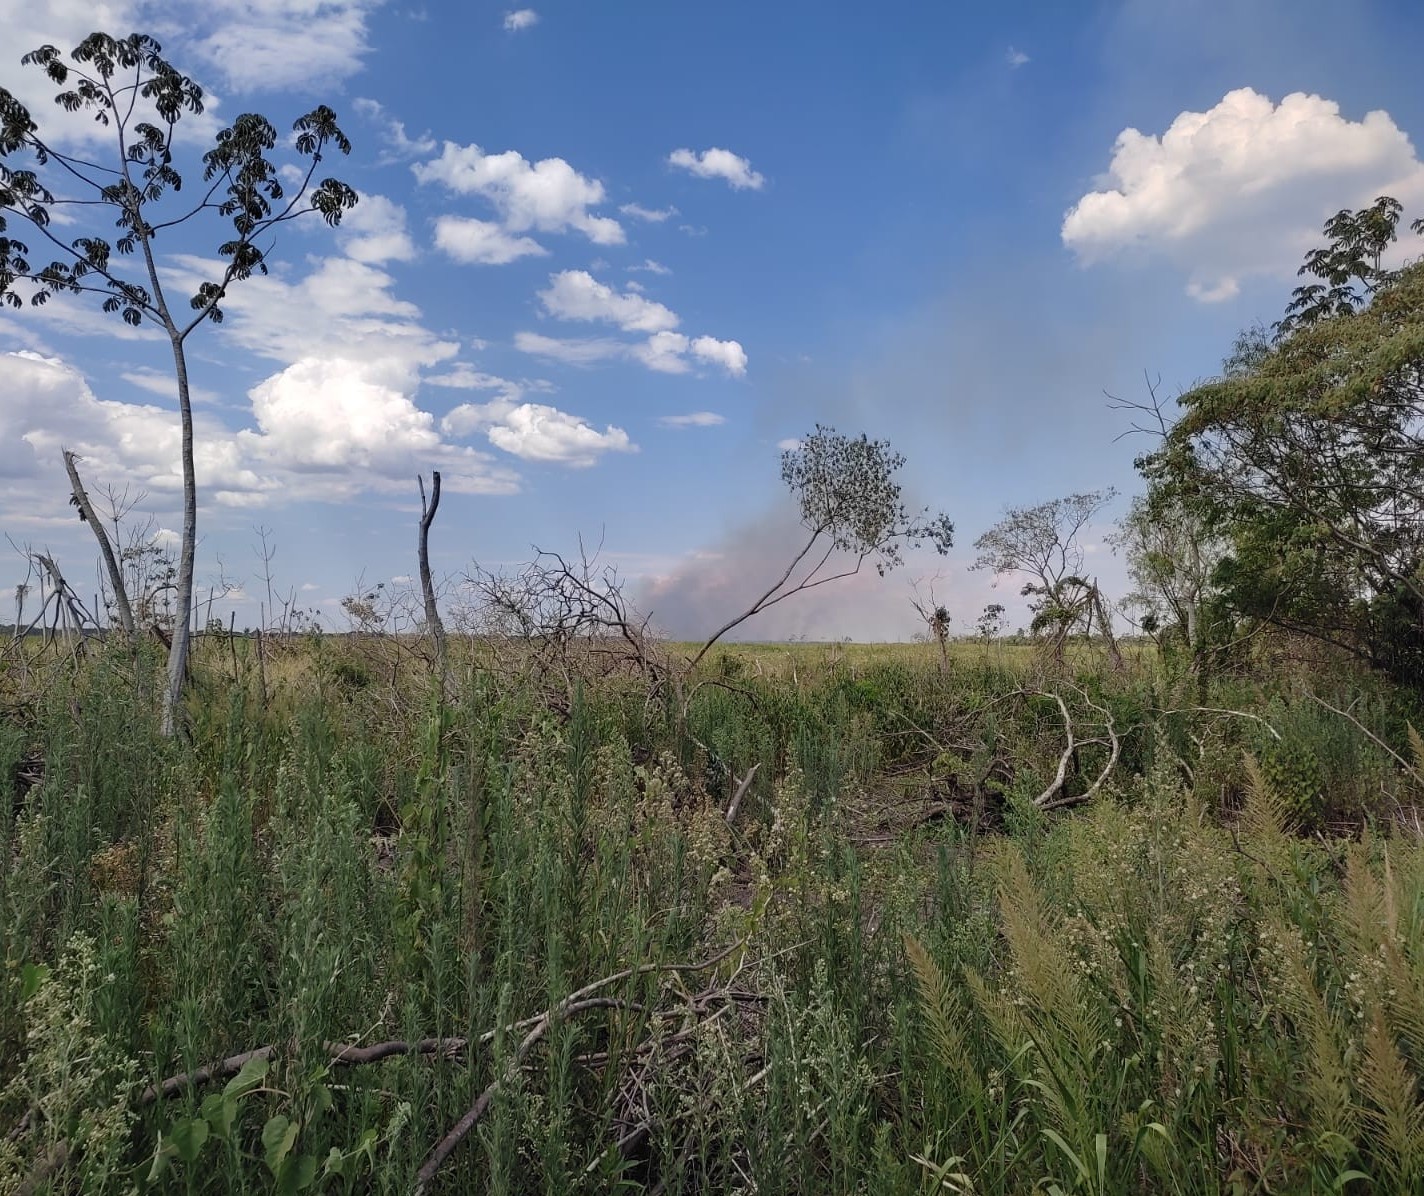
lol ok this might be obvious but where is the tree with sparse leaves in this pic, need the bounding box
[973,489,1119,667]
[0,32,357,734]
[686,426,954,668]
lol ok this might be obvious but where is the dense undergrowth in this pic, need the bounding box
[3,635,1424,1194]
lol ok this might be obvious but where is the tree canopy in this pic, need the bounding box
[1153,199,1424,687]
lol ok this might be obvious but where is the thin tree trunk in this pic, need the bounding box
[62,450,136,638]
[418,472,448,681]
[162,336,198,737]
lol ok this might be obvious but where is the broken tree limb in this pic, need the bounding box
[414,941,744,1192]
[1026,687,1122,811]
[1304,689,1424,788]
[725,763,760,826]
[62,450,135,637]
[1040,688,1120,811]
[1031,689,1075,807]
[135,997,644,1105]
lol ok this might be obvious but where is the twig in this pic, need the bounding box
[1304,689,1424,787]
[1157,706,1282,741]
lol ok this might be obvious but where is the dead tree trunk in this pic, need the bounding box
[62,450,136,638]
[1089,579,1125,671]
[417,472,448,681]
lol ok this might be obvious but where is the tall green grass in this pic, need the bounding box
[2,637,1423,1192]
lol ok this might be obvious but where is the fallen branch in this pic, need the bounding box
[62,450,136,637]
[1024,687,1121,811]
[1157,706,1282,741]
[138,997,640,1105]
[1041,688,1120,811]
[414,942,743,1193]
[725,763,760,826]
[1029,689,1075,807]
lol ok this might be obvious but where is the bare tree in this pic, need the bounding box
[466,541,667,713]
[909,575,952,671]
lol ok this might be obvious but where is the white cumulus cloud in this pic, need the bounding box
[487,404,633,466]
[415,141,624,246]
[444,397,633,466]
[690,335,748,376]
[433,216,549,265]
[539,270,679,332]
[503,8,539,32]
[668,147,765,190]
[190,0,382,92]
[526,271,746,376]
[1063,88,1424,301]
[1,349,517,516]
[632,331,693,374]
[340,193,417,264]
[517,330,746,377]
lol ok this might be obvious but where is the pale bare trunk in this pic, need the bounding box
[161,337,198,737]
[418,472,448,682]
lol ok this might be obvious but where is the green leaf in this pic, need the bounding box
[262,1114,298,1174]
[1041,1129,1091,1186]
[200,1091,237,1141]
[322,1146,345,1178]
[223,1054,268,1099]
[20,962,49,1001]
[169,1116,209,1165]
[276,1152,319,1194]
[310,1078,334,1118]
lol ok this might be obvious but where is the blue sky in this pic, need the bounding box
[4,0,1424,639]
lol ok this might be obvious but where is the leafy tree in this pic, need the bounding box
[686,425,953,668]
[1157,198,1424,687]
[972,489,1119,666]
[1277,196,1424,337]
[0,32,357,733]
[975,602,1006,640]
[1110,492,1228,673]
